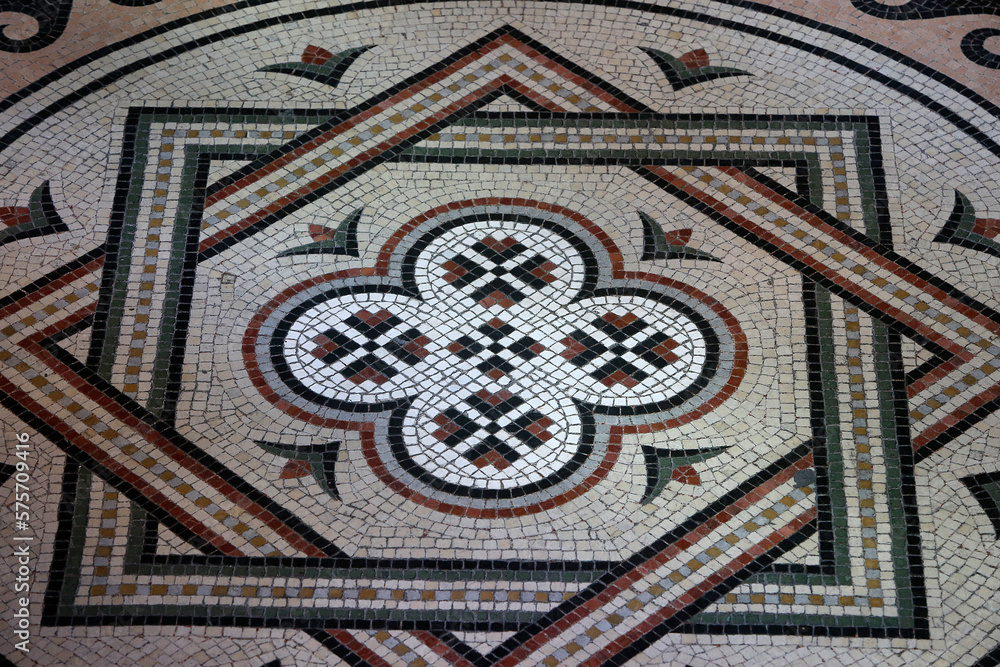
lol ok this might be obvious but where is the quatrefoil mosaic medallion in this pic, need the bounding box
[246,203,745,516]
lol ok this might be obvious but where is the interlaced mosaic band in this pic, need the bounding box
[4,5,1000,663]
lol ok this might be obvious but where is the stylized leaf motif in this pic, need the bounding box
[640,445,728,503]
[0,181,69,247]
[642,47,749,91]
[639,211,720,262]
[256,440,341,500]
[259,45,372,89]
[932,191,1000,258]
[277,208,362,258]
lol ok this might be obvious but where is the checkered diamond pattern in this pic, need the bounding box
[445,317,546,379]
[308,308,430,386]
[430,389,556,470]
[561,311,683,388]
[440,235,560,308]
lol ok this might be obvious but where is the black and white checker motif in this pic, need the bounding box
[284,298,435,399]
[402,383,582,489]
[560,311,680,387]
[446,317,546,379]
[307,308,432,386]
[439,234,562,308]
[263,221,731,500]
[556,304,705,396]
[276,227,719,413]
[430,390,556,471]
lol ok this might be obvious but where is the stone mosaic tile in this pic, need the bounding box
[0,1,999,665]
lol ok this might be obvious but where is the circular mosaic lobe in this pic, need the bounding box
[413,221,586,313]
[554,294,714,409]
[394,383,586,495]
[275,292,439,405]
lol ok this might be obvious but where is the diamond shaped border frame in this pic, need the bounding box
[0,26,949,645]
[1,15,997,664]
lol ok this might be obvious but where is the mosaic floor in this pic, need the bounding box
[1,0,999,665]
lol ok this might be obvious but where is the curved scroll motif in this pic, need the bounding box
[0,0,163,52]
[962,28,1000,70]
[851,0,1000,70]
[0,0,73,53]
[851,0,999,20]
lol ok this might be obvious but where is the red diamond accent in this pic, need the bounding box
[404,336,432,359]
[525,415,554,432]
[601,369,641,388]
[309,334,340,359]
[431,413,462,441]
[560,336,588,362]
[524,416,555,440]
[601,311,640,330]
[347,367,393,385]
[470,449,513,471]
[280,459,312,479]
[651,338,680,364]
[479,291,516,308]
[479,236,519,252]
[476,389,514,405]
[440,259,467,283]
[355,309,395,326]
[530,260,559,284]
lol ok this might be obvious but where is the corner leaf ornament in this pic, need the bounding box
[0,181,69,247]
[259,45,372,89]
[642,48,749,91]
[640,211,720,262]
[640,445,728,503]
[257,440,343,499]
[276,208,362,258]
[933,191,1000,258]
